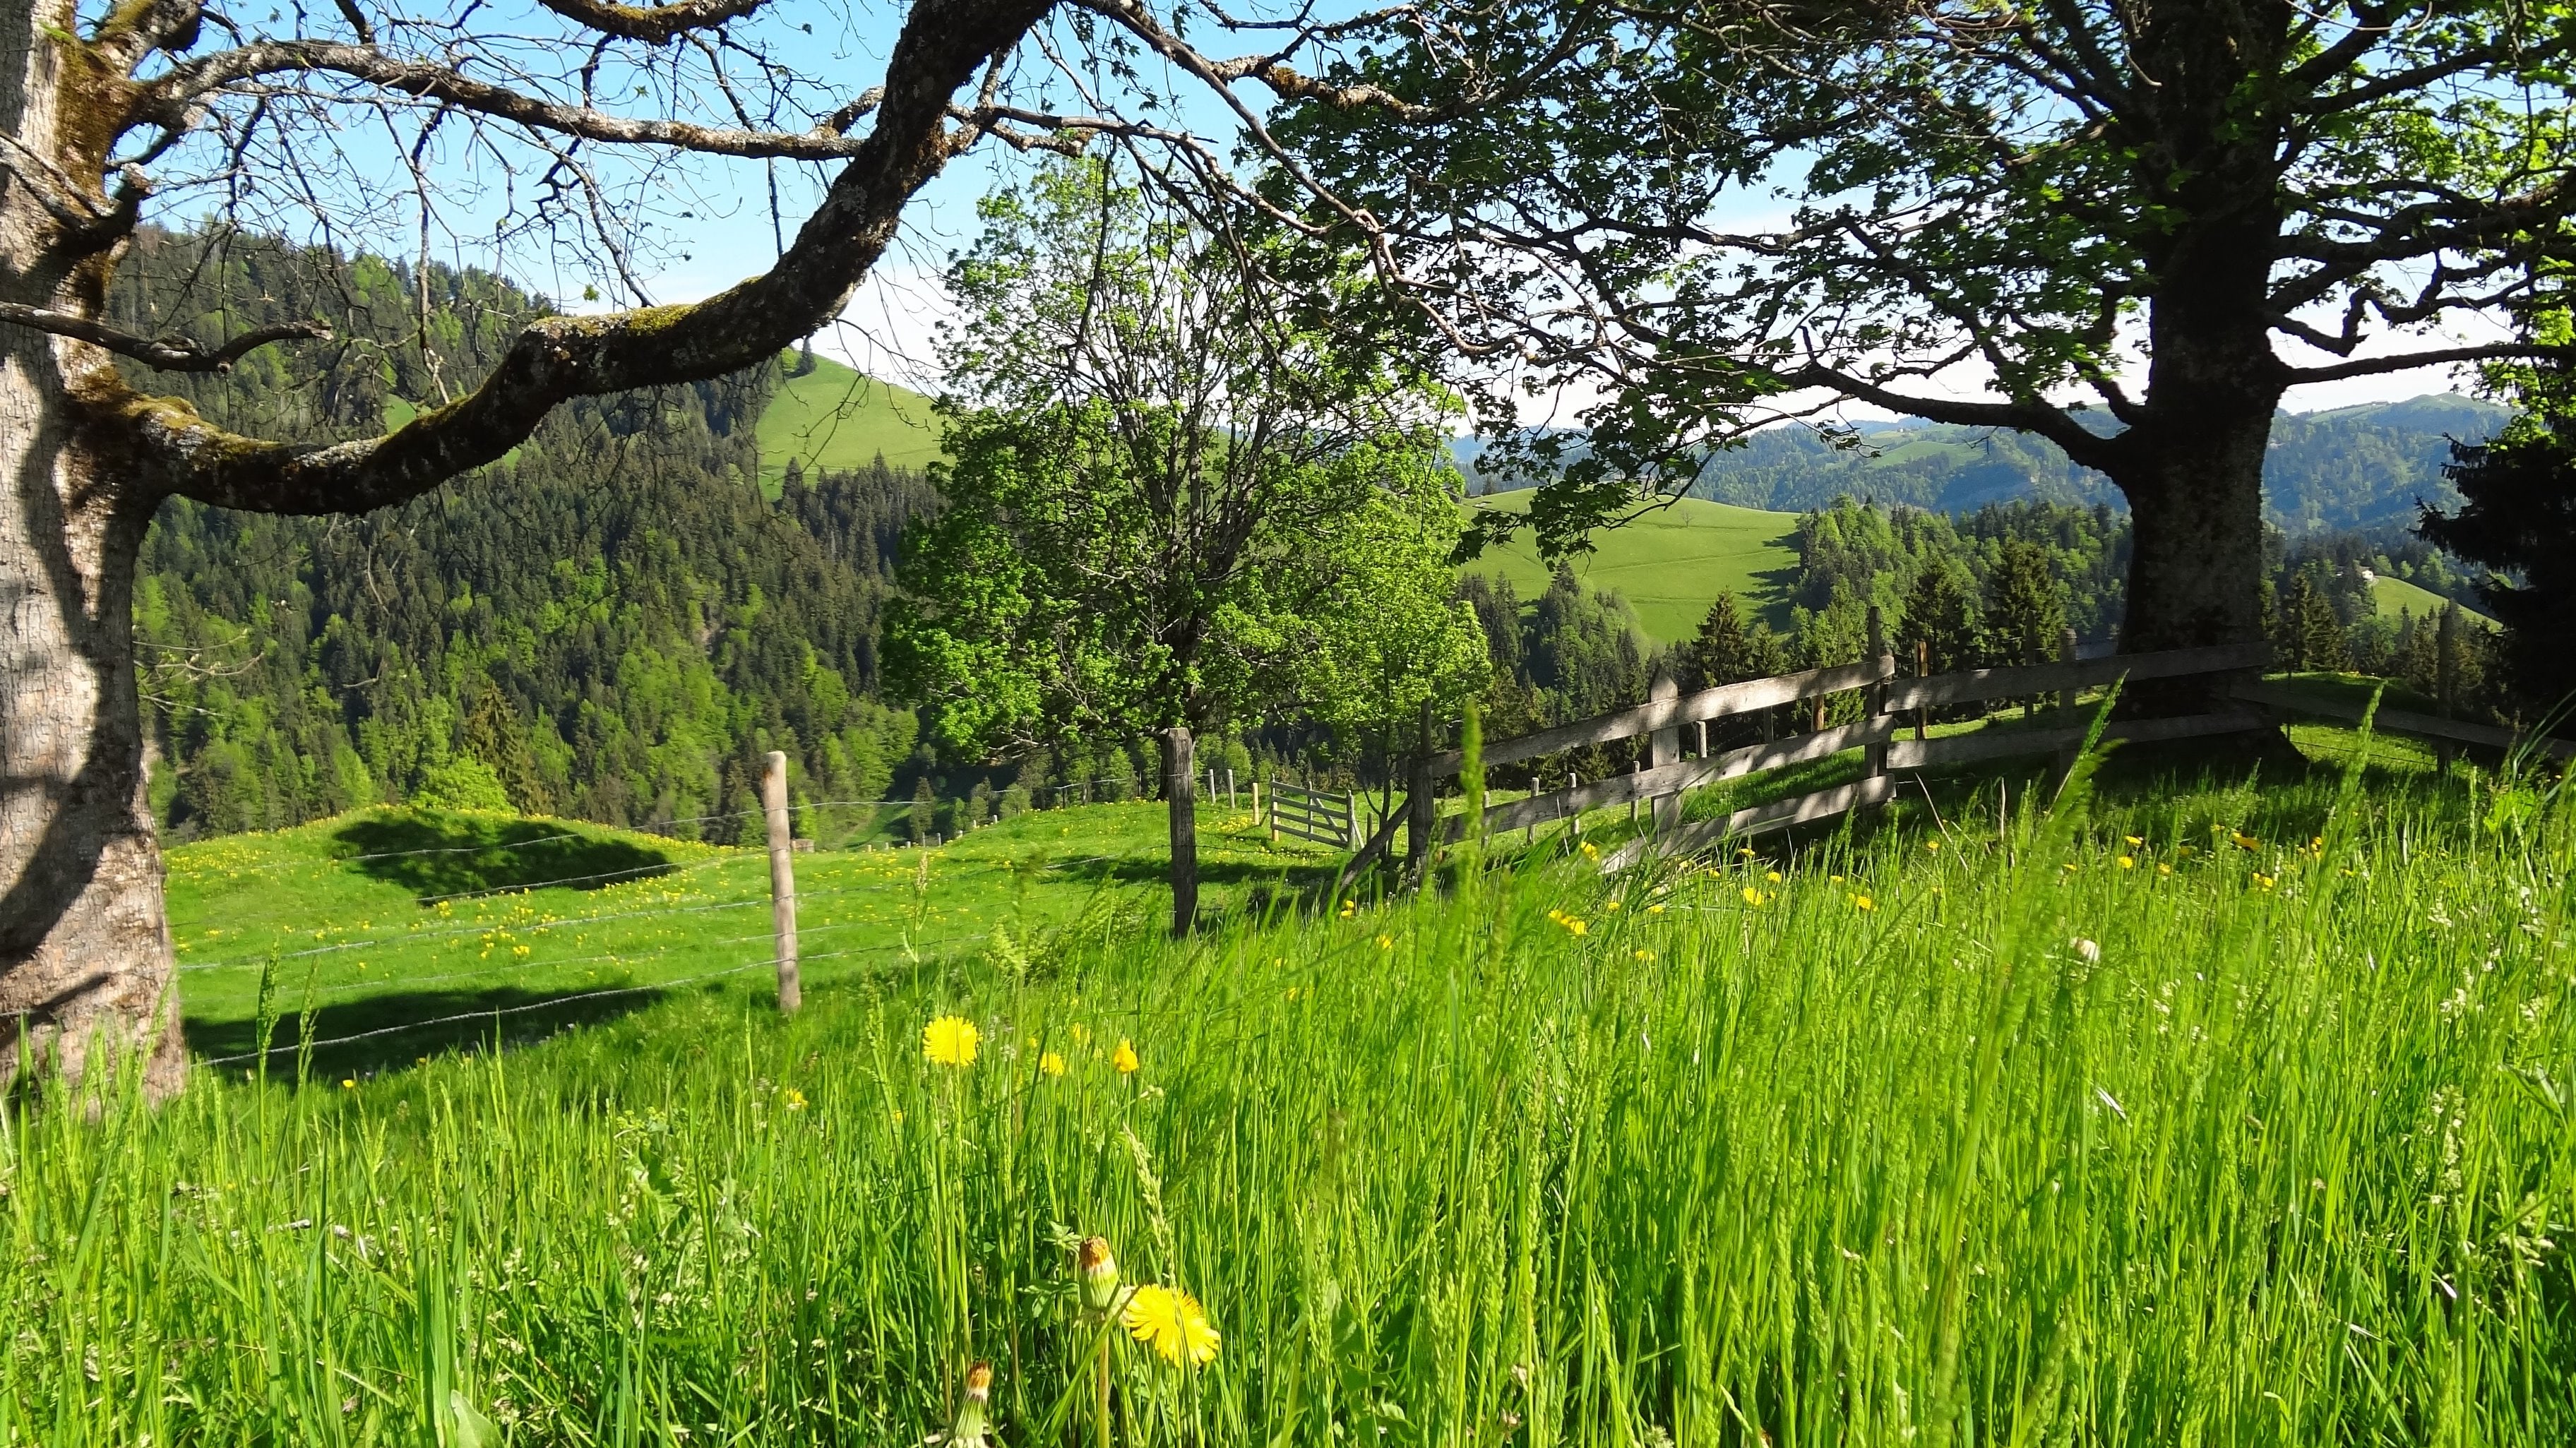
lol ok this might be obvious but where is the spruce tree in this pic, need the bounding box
[909,777,938,843]
[1685,592,1760,689]
[1986,541,2066,667]
[2284,569,2349,672]
[1897,565,1983,676]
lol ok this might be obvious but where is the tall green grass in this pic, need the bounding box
[4,762,2571,1444]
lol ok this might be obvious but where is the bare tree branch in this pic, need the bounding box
[534,0,773,44]
[0,303,330,371]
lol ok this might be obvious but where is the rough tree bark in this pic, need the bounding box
[0,0,1054,1093]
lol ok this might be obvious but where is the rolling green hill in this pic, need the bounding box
[756,354,946,487]
[1466,493,1803,641]
[2371,573,2493,628]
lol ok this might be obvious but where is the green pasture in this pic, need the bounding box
[2371,573,2493,628]
[8,720,2576,1444]
[1465,491,1804,640]
[755,355,946,488]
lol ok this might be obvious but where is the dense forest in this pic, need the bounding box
[121,227,931,844]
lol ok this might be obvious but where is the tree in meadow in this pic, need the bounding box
[2279,569,2349,673]
[1258,0,2576,676]
[886,159,1481,934]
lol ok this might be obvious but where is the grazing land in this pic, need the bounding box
[1465,491,1805,639]
[8,726,2572,1444]
[755,356,947,487]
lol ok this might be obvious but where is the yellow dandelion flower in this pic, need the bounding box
[1924,839,1940,852]
[1854,894,1873,911]
[923,1015,981,1067]
[1113,1039,1140,1075]
[1376,933,1393,950]
[1121,1284,1220,1366]
[1828,873,1844,885]
[1737,847,1756,858]
[1647,903,1666,914]
[2234,832,2260,851]
[1579,840,1600,859]
[1604,900,1621,911]
[1765,870,1782,883]
[1633,949,1655,962]
[2253,873,2275,890]
[1566,918,1589,937]
[782,1087,808,1111]
[2157,862,2174,875]
[2124,834,2144,846]
[2062,862,2080,873]
[2117,855,2136,869]
[1039,1051,1068,1077]
[1741,886,1763,906]
[340,1078,356,1089]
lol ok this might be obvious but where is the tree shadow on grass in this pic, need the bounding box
[184,979,686,1080]
[330,809,677,901]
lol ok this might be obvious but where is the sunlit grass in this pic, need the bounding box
[4,750,2572,1444]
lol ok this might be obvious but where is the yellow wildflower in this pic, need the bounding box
[1580,840,1600,859]
[1647,903,1666,914]
[1924,839,1940,852]
[2117,855,2136,869]
[2124,834,2144,846]
[2253,873,2275,890]
[2157,863,2174,876]
[1854,894,1873,911]
[923,1015,981,1067]
[1604,900,1621,911]
[1565,918,1588,937]
[2234,832,2260,851]
[1039,1051,1068,1077]
[1121,1284,1220,1366]
[1113,1039,1140,1075]
[340,1078,356,1089]
[1376,933,1393,950]
[1634,949,1655,962]
[1741,886,1763,906]
[1765,870,1782,883]
[782,1087,808,1111]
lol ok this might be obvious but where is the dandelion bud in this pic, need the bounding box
[1078,1236,1121,1313]
[948,1362,993,1448]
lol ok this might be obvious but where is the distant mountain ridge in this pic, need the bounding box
[1458,395,2510,532]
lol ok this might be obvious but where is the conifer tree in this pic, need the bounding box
[1986,541,2067,668]
[1897,566,1984,676]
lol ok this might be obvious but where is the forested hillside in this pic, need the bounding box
[119,228,932,842]
[1463,396,2509,531]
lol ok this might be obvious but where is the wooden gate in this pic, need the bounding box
[1269,780,1360,849]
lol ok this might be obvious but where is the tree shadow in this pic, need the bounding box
[184,979,688,1079]
[330,809,676,900]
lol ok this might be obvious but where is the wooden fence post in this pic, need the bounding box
[761,750,801,1015]
[1407,700,1436,875]
[1864,606,1890,807]
[1914,638,1931,741]
[1649,671,1681,833]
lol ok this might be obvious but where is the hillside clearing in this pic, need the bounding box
[755,355,946,488]
[1465,491,1804,639]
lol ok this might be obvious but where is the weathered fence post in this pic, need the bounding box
[1914,638,1931,741]
[761,750,801,1015]
[1864,607,1891,810]
[1165,726,1199,935]
[2436,603,2459,774]
[1407,700,1436,875]
[1649,671,1681,833]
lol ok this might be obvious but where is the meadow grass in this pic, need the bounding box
[5,745,2573,1445]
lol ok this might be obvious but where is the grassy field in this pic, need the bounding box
[2371,573,2495,628]
[755,355,946,489]
[8,726,2575,1444]
[1465,492,1804,640]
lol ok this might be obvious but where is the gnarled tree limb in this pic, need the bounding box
[535,0,771,43]
[0,304,330,371]
[119,0,1055,515]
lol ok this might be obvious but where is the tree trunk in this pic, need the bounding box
[1162,725,1197,936]
[0,380,179,1096]
[0,0,186,1096]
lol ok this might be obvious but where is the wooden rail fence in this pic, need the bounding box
[1296,611,2563,882]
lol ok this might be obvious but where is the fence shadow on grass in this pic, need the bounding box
[184,979,688,1079]
[330,809,678,899]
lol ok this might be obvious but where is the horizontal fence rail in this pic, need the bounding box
[2231,681,2576,761]
[1426,656,1896,777]
[1883,642,2270,712]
